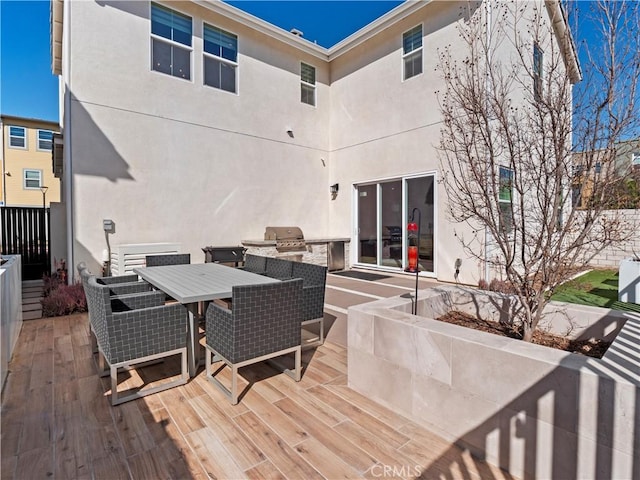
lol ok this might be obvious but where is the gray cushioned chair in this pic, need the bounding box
[264,256,294,280]
[83,274,188,405]
[292,261,327,346]
[77,261,151,296]
[242,254,267,275]
[145,253,191,267]
[204,279,303,405]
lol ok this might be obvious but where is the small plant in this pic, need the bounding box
[41,259,87,317]
[478,278,517,294]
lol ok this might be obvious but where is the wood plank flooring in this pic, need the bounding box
[1,313,511,480]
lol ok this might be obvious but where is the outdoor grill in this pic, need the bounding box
[264,226,306,252]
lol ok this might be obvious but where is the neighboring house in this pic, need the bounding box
[572,138,640,209]
[50,0,579,283]
[0,115,60,207]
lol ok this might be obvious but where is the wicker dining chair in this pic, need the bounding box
[145,253,191,267]
[83,275,188,405]
[292,261,327,346]
[242,254,267,275]
[204,279,303,405]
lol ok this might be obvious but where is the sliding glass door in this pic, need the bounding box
[355,174,435,274]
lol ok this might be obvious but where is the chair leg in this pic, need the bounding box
[294,346,301,382]
[231,365,238,405]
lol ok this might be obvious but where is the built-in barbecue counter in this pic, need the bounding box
[242,228,350,271]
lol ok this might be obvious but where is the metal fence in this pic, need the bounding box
[0,206,50,280]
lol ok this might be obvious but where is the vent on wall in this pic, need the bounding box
[110,243,181,276]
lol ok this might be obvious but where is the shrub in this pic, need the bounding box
[41,282,87,317]
[41,259,87,317]
[478,278,517,294]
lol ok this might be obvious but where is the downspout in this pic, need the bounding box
[63,0,74,283]
[484,0,492,284]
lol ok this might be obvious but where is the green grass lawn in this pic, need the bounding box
[551,269,640,313]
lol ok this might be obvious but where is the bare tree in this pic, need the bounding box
[437,0,640,342]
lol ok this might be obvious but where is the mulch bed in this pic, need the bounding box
[437,311,611,359]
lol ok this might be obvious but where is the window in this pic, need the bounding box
[498,166,514,234]
[533,42,543,100]
[151,3,192,80]
[572,184,582,209]
[632,152,640,166]
[9,126,26,149]
[37,130,54,151]
[402,25,422,80]
[24,170,42,189]
[300,63,316,106]
[203,24,238,93]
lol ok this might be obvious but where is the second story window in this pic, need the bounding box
[24,169,42,189]
[151,3,192,80]
[498,166,514,234]
[38,130,53,151]
[402,25,422,80]
[9,126,26,149]
[300,63,316,106]
[533,42,543,100]
[204,24,238,93]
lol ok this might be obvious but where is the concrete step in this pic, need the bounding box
[22,280,43,321]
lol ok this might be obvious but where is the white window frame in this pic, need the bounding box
[150,2,193,81]
[8,126,27,150]
[402,24,423,81]
[632,152,640,166]
[23,169,42,189]
[300,62,316,107]
[37,129,54,152]
[202,22,239,94]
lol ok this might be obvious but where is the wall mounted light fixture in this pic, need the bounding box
[330,183,339,194]
[286,127,294,138]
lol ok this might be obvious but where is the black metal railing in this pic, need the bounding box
[1,206,50,280]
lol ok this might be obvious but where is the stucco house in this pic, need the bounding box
[0,115,60,207]
[50,0,580,283]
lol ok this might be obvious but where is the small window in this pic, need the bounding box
[533,42,543,100]
[150,3,192,80]
[24,170,42,189]
[37,130,54,151]
[632,153,640,166]
[9,126,26,149]
[203,24,238,93]
[402,25,423,80]
[301,62,316,106]
[498,166,514,234]
[572,184,582,209]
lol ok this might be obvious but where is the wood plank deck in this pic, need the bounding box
[1,313,511,480]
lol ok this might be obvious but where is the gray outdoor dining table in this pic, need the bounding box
[133,262,280,377]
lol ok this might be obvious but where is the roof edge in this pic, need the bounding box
[545,0,582,84]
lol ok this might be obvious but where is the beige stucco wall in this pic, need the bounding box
[65,0,331,273]
[328,1,482,283]
[60,0,574,284]
[1,117,60,207]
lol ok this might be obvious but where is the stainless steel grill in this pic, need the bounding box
[264,226,306,252]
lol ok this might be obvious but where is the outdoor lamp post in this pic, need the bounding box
[40,186,48,209]
[405,207,421,315]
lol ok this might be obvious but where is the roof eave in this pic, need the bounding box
[545,0,582,84]
[51,0,63,75]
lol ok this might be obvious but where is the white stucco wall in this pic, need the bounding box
[60,0,575,284]
[65,0,332,273]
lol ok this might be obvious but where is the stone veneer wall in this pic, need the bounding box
[348,286,639,479]
[243,241,350,270]
[582,209,640,268]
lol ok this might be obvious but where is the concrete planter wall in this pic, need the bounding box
[618,258,640,303]
[1,255,23,391]
[348,286,638,479]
